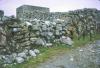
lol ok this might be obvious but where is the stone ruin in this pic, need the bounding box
[0,18,74,65]
[0,8,99,65]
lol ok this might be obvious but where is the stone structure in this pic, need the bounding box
[0,10,4,21]
[49,12,69,21]
[16,5,50,21]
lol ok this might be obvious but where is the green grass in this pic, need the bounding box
[6,34,100,68]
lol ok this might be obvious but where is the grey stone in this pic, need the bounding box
[45,43,52,47]
[60,36,73,45]
[18,52,27,58]
[12,53,17,59]
[55,30,60,35]
[35,38,46,46]
[47,32,53,37]
[13,28,18,32]
[0,27,6,46]
[56,25,62,30]
[2,55,13,64]
[45,21,51,26]
[15,57,24,63]
[17,5,49,21]
[34,49,40,54]
[25,21,32,26]
[29,50,36,57]
[33,25,39,30]
[42,25,47,31]
[23,49,28,54]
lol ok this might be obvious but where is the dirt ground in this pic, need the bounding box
[37,40,100,68]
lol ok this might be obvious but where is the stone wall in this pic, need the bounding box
[0,10,4,21]
[16,5,50,21]
[49,12,68,20]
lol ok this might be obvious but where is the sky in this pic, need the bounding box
[0,0,100,16]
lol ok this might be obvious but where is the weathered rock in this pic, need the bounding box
[70,56,74,61]
[2,55,13,64]
[55,30,60,35]
[47,32,53,37]
[45,43,53,47]
[60,36,73,46]
[32,24,39,30]
[0,27,6,46]
[29,50,36,57]
[45,21,51,26]
[23,49,28,54]
[34,49,40,54]
[11,53,17,59]
[35,38,46,46]
[41,25,47,31]
[18,52,27,58]
[15,57,24,63]
[79,49,84,52]
[12,28,19,32]
[26,41,31,45]
[25,21,32,26]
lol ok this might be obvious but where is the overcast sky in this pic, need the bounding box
[0,0,100,16]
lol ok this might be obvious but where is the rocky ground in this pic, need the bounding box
[37,40,100,68]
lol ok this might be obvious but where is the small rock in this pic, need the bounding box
[23,49,28,54]
[12,53,17,59]
[18,52,27,58]
[2,56,6,59]
[29,50,36,57]
[60,36,73,46]
[45,43,52,47]
[79,49,84,52]
[35,38,46,46]
[34,49,40,54]
[70,56,74,61]
[25,21,32,26]
[15,57,24,63]
[3,55,13,64]
[90,50,95,53]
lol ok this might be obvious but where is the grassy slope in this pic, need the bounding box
[6,34,100,68]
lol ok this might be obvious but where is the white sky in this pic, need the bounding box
[0,0,100,16]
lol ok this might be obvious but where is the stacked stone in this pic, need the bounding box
[0,48,40,65]
[26,19,72,47]
[16,5,50,21]
[0,27,6,54]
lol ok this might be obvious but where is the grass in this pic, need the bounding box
[6,34,100,68]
